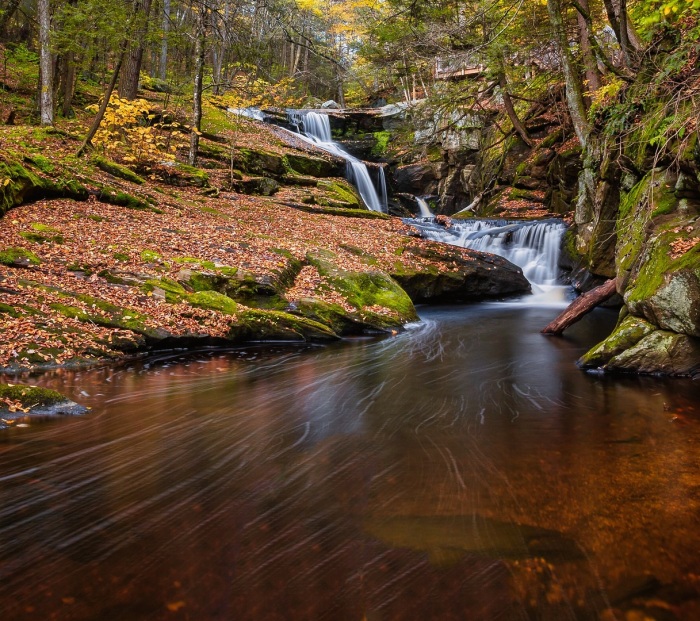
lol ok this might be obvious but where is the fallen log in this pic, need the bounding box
[542,278,617,335]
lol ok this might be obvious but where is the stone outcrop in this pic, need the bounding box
[570,39,700,378]
[391,242,530,302]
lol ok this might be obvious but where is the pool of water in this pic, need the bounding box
[1,301,699,620]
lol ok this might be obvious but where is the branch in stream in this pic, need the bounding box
[541,278,617,335]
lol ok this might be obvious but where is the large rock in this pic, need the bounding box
[393,163,438,195]
[584,328,700,377]
[616,169,700,336]
[578,165,700,377]
[391,242,531,303]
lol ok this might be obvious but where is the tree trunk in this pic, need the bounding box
[77,44,128,156]
[188,7,207,166]
[576,0,601,94]
[159,0,170,80]
[547,0,591,148]
[541,279,618,335]
[497,68,533,148]
[58,51,77,117]
[38,0,53,126]
[118,0,153,99]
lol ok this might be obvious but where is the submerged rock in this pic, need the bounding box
[0,383,88,428]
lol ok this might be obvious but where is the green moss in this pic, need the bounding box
[175,163,209,187]
[539,129,564,149]
[141,278,188,303]
[0,159,88,216]
[31,222,61,233]
[20,230,64,244]
[113,251,130,262]
[140,249,162,263]
[234,309,338,342]
[307,251,417,327]
[93,156,145,184]
[97,186,160,212]
[624,221,700,305]
[0,302,21,317]
[0,383,68,408]
[285,153,336,177]
[371,131,391,157]
[189,291,238,315]
[578,314,656,368]
[316,178,364,208]
[24,154,54,173]
[0,246,41,266]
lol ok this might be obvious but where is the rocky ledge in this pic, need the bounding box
[0,125,529,375]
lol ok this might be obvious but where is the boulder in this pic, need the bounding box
[391,243,531,303]
[393,163,438,195]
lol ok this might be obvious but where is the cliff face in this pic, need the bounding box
[573,33,700,377]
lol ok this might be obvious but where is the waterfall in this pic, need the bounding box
[379,167,389,212]
[409,218,569,303]
[415,197,434,218]
[288,110,387,212]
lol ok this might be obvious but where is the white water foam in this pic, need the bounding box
[410,218,570,306]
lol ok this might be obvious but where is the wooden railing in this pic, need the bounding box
[434,53,486,80]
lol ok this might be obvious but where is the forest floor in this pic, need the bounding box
[0,99,531,394]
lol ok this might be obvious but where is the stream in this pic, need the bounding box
[1,302,699,620]
[1,219,700,620]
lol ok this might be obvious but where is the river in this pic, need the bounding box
[1,296,699,620]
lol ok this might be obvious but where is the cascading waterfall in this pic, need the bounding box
[410,218,569,303]
[288,110,387,212]
[415,197,434,218]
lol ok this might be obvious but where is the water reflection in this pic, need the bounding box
[1,304,699,620]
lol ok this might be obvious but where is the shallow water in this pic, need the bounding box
[1,301,699,620]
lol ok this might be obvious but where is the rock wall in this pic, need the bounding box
[571,38,700,378]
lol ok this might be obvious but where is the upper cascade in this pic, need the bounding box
[287,110,387,213]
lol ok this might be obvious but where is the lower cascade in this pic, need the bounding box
[288,110,387,212]
[410,218,568,299]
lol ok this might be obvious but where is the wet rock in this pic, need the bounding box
[238,176,280,196]
[0,383,89,429]
[393,163,438,195]
[578,313,656,369]
[391,243,530,303]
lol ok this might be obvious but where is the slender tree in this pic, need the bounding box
[189,2,209,165]
[38,0,54,125]
[547,0,591,148]
[119,0,154,99]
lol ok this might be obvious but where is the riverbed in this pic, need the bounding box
[1,298,699,620]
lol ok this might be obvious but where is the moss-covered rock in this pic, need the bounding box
[0,158,88,215]
[231,309,339,342]
[96,185,159,212]
[232,147,286,176]
[615,171,700,337]
[578,313,656,369]
[304,250,418,331]
[0,383,89,428]
[316,179,363,209]
[157,163,210,187]
[189,290,238,315]
[601,329,700,377]
[93,156,145,184]
[391,243,531,303]
[285,152,341,177]
[0,246,41,267]
[238,176,280,196]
